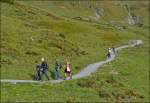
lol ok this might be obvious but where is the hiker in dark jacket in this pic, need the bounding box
[55,60,62,80]
[35,63,41,80]
[40,58,50,80]
[112,47,116,54]
[107,52,111,59]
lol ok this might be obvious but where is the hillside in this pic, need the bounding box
[1,0,149,102]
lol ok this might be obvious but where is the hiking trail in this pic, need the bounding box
[0,40,143,84]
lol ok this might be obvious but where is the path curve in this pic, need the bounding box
[0,40,143,84]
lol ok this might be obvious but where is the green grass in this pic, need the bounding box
[1,83,101,102]
[2,40,149,102]
[1,1,149,102]
[1,2,136,79]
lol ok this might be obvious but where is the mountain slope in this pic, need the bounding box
[1,1,149,102]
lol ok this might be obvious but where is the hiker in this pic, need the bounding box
[108,48,112,54]
[55,60,62,80]
[107,52,111,59]
[40,58,50,80]
[64,60,72,80]
[107,48,112,59]
[35,62,41,80]
[112,47,116,54]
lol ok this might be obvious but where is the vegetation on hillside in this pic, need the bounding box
[1,1,149,102]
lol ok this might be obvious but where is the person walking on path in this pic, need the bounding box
[107,52,111,59]
[55,60,62,80]
[112,47,116,54]
[34,61,41,80]
[107,48,112,59]
[64,60,72,80]
[108,48,112,54]
[40,58,50,80]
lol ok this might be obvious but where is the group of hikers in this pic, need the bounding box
[106,47,116,59]
[34,47,116,81]
[34,58,72,81]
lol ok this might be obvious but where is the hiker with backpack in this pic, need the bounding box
[54,60,62,80]
[35,61,41,80]
[40,58,50,80]
[64,60,72,80]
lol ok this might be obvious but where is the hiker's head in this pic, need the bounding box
[41,57,45,62]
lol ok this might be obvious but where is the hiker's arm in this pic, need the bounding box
[46,63,49,69]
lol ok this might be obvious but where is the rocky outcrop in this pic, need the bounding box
[124,4,141,25]
[128,14,140,25]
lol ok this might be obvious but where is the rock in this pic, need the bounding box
[128,15,140,25]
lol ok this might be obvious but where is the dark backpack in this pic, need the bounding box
[36,64,41,71]
[41,62,48,71]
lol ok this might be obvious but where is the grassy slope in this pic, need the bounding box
[1,2,138,79]
[1,42,149,102]
[1,1,149,102]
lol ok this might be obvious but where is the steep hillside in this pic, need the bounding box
[18,1,149,25]
[1,0,149,102]
[1,1,146,79]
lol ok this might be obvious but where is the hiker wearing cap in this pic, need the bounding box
[64,60,72,80]
[55,60,62,80]
[40,58,50,80]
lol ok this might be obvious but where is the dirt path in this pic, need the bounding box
[0,40,143,84]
